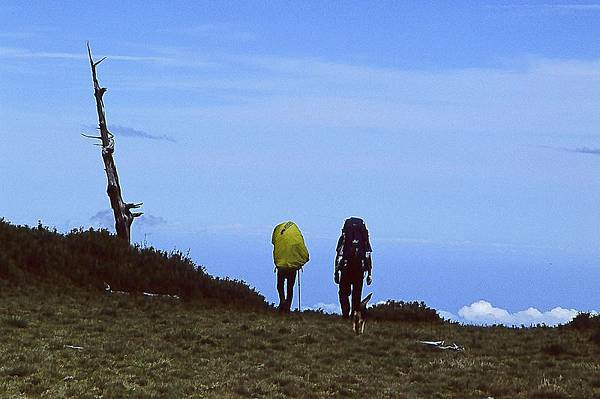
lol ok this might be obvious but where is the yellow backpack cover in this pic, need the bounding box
[272,221,309,269]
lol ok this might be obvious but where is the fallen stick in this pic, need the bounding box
[418,340,465,351]
[64,345,84,350]
[104,282,128,295]
[104,282,179,299]
[143,292,180,299]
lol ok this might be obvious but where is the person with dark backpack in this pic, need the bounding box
[334,217,373,318]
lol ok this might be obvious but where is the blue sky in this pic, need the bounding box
[1,1,599,325]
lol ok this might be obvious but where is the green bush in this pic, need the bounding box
[567,312,600,330]
[0,218,267,309]
[368,300,442,323]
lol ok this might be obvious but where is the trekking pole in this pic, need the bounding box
[297,269,301,312]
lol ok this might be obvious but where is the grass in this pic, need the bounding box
[1,283,599,399]
[0,219,599,398]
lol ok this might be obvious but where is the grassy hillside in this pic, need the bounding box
[1,220,599,398]
[0,219,266,309]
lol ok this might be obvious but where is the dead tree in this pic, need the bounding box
[85,43,142,243]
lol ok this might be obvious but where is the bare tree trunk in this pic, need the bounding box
[86,43,142,243]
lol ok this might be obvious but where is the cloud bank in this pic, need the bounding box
[306,303,341,314]
[125,54,600,138]
[310,299,595,326]
[6,44,600,138]
[441,300,588,326]
[90,210,167,230]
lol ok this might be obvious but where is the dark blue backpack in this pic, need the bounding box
[340,217,371,261]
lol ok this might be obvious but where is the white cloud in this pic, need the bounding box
[458,300,514,324]
[437,310,459,321]
[0,46,188,65]
[310,300,596,324]
[90,210,167,231]
[7,43,600,145]
[123,53,600,136]
[446,300,585,326]
[90,209,114,230]
[7,44,600,137]
[306,303,340,314]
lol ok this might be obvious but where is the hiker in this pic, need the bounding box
[271,221,309,312]
[334,217,372,318]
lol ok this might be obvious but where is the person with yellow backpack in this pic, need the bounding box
[271,221,310,312]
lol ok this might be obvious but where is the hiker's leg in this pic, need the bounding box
[338,271,351,318]
[285,269,296,312]
[276,269,286,310]
[350,272,364,315]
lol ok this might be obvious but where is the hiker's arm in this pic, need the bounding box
[364,226,372,253]
[334,234,344,280]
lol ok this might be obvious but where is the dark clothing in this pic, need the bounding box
[276,268,297,312]
[335,217,373,317]
[338,259,365,318]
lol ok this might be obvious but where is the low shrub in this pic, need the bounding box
[368,300,442,323]
[0,219,267,310]
[567,312,600,330]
